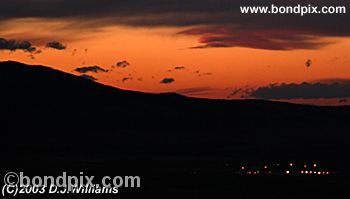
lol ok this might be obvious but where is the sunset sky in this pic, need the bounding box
[1,0,350,105]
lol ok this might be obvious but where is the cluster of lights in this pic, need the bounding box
[242,167,263,175]
[246,171,260,175]
[241,162,332,176]
[300,171,330,175]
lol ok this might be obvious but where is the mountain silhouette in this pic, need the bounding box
[2,61,350,198]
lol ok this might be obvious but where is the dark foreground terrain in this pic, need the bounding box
[1,61,350,198]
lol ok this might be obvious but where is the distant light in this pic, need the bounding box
[301,171,304,174]
[264,165,268,169]
[304,164,307,168]
[289,163,293,167]
[314,171,317,174]
[286,171,290,174]
[305,171,309,174]
[318,172,321,175]
[326,172,329,175]
[242,167,245,170]
[314,164,317,168]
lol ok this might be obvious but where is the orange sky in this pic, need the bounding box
[1,19,350,105]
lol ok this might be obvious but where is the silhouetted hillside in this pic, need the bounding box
[2,61,350,198]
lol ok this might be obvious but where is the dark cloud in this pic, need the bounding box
[306,59,312,67]
[115,60,130,68]
[122,77,132,82]
[229,87,245,98]
[74,66,109,74]
[160,78,175,84]
[248,81,350,99]
[193,70,213,77]
[80,74,97,81]
[0,38,36,52]
[28,54,35,60]
[46,41,67,50]
[34,49,42,54]
[174,66,186,70]
[228,86,255,98]
[168,66,185,73]
[180,27,328,50]
[0,1,349,50]
[198,72,213,77]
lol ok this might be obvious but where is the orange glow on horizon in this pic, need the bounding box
[1,19,350,105]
